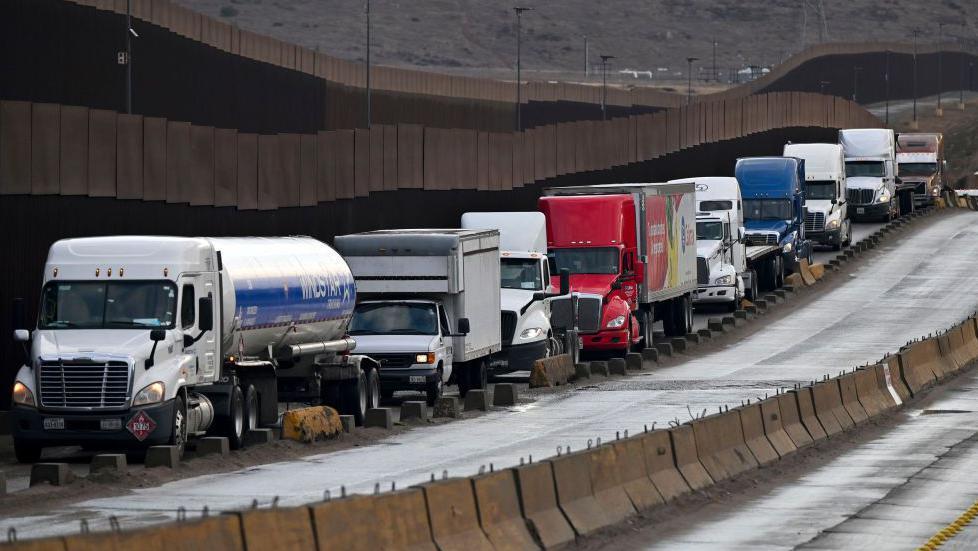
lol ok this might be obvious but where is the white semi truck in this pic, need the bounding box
[784,143,852,250]
[334,230,502,402]
[10,236,378,462]
[840,128,899,222]
[460,212,557,376]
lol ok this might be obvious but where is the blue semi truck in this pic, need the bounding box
[735,157,813,289]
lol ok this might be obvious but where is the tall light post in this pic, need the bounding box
[912,28,920,129]
[884,49,891,126]
[513,6,533,131]
[584,35,589,77]
[365,0,371,128]
[938,22,945,116]
[123,0,137,114]
[686,57,699,104]
[712,38,718,82]
[600,54,615,120]
[853,66,862,102]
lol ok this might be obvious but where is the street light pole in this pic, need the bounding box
[853,66,862,103]
[938,22,944,116]
[884,49,890,126]
[513,7,533,131]
[686,56,699,104]
[365,0,371,129]
[712,38,718,82]
[125,0,132,114]
[584,35,589,77]
[912,28,920,128]
[600,55,615,120]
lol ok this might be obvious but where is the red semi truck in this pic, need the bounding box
[539,182,697,356]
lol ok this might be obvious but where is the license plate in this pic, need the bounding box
[857,207,865,214]
[409,376,426,384]
[100,418,122,431]
[43,417,65,430]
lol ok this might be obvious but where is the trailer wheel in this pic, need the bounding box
[339,370,369,426]
[775,257,785,288]
[471,360,488,391]
[366,368,380,411]
[746,270,759,301]
[13,439,42,464]
[636,310,654,351]
[243,384,259,435]
[219,385,246,450]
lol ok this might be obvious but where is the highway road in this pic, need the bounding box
[1,209,974,541]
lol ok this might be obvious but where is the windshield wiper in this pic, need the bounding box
[348,330,379,335]
[106,319,157,327]
[45,320,77,328]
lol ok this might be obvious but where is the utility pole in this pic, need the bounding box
[365,0,371,128]
[686,57,698,104]
[912,28,920,129]
[584,36,589,77]
[937,22,944,116]
[884,50,890,126]
[600,54,615,120]
[712,38,718,82]
[853,66,862,103]
[124,0,134,114]
[961,51,967,110]
[514,7,533,131]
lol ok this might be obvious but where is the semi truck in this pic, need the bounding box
[896,133,946,207]
[461,212,557,376]
[840,128,899,222]
[10,236,378,462]
[783,143,852,250]
[539,182,697,356]
[735,157,813,279]
[334,230,501,402]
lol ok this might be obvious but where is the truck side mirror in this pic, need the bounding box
[13,329,30,342]
[830,198,837,205]
[198,296,214,332]
[146,329,166,369]
[150,329,166,341]
[559,268,570,296]
[456,318,470,335]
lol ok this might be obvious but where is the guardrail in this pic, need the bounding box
[0,92,879,209]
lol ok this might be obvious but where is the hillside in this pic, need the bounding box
[175,0,978,86]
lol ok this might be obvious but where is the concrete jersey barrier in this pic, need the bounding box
[549,451,613,536]
[641,429,694,500]
[421,478,494,551]
[837,373,870,425]
[759,396,798,457]
[692,411,759,482]
[587,445,640,522]
[791,387,829,442]
[609,437,665,510]
[738,403,780,464]
[512,461,576,550]
[811,379,853,435]
[898,338,945,393]
[471,470,540,551]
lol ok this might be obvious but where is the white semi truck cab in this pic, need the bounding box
[461,212,557,376]
[784,143,852,251]
[840,128,898,222]
[10,236,378,462]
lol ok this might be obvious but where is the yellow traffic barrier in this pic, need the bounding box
[798,260,816,286]
[281,406,342,443]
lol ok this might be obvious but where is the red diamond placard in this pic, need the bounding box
[126,410,157,441]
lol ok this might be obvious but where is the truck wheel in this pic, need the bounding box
[636,310,653,351]
[456,361,470,398]
[678,295,693,336]
[746,270,759,300]
[243,385,259,434]
[339,371,369,426]
[366,369,380,411]
[426,367,443,406]
[471,360,488,391]
[169,394,188,458]
[13,439,41,463]
[222,385,246,450]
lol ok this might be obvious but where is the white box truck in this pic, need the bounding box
[784,143,852,250]
[461,212,557,376]
[10,236,379,462]
[840,128,898,222]
[334,230,502,402]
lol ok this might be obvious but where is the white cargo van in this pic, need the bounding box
[784,143,852,250]
[334,230,502,403]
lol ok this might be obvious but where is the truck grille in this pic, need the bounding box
[745,233,778,246]
[501,311,518,345]
[696,257,710,285]
[846,188,875,205]
[370,354,418,369]
[39,360,131,409]
[804,211,825,232]
[913,182,926,194]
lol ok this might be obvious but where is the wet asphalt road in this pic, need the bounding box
[2,211,974,539]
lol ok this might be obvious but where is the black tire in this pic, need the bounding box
[456,361,470,398]
[746,270,759,300]
[365,368,380,412]
[774,257,785,288]
[243,384,259,435]
[426,366,443,407]
[636,310,653,351]
[470,360,488,391]
[13,438,42,463]
[678,295,693,336]
[844,223,852,247]
[221,385,246,450]
[662,301,677,337]
[339,370,369,426]
[663,296,691,337]
[169,394,188,458]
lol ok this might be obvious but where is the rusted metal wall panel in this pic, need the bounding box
[316,131,336,203]
[0,100,31,195]
[299,133,317,207]
[165,120,190,203]
[189,125,214,206]
[142,116,166,201]
[87,109,117,198]
[354,128,370,197]
[214,128,237,207]
[369,126,384,193]
[236,133,258,210]
[382,125,397,192]
[279,133,300,208]
[116,113,144,200]
[31,103,60,195]
[396,124,422,190]
[257,134,279,210]
[334,129,355,200]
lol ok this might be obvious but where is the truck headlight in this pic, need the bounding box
[714,275,732,285]
[878,189,891,203]
[782,242,793,254]
[133,382,165,406]
[520,327,543,340]
[826,219,840,230]
[606,315,627,329]
[931,187,941,196]
[12,381,35,407]
[414,353,435,364]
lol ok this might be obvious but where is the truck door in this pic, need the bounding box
[178,273,221,384]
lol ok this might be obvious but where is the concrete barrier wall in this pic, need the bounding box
[15,315,978,551]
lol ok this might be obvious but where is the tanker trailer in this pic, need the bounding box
[9,236,379,462]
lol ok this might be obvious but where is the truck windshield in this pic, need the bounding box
[501,258,543,290]
[349,303,439,335]
[551,248,619,275]
[699,200,733,211]
[743,199,792,220]
[38,281,177,329]
[845,161,885,178]
[805,181,836,200]
[899,162,938,177]
[696,221,724,241]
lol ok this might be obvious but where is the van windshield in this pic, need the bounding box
[744,199,792,220]
[805,181,836,200]
[845,161,885,178]
[501,258,543,290]
[38,281,177,329]
[899,162,938,177]
[349,303,438,335]
[696,221,724,241]
[551,248,619,275]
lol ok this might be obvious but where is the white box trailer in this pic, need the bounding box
[335,230,502,399]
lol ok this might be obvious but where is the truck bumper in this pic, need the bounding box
[849,202,889,221]
[581,328,629,352]
[913,194,936,207]
[808,228,842,246]
[11,400,176,448]
[379,367,439,392]
[693,285,737,305]
[489,340,549,375]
